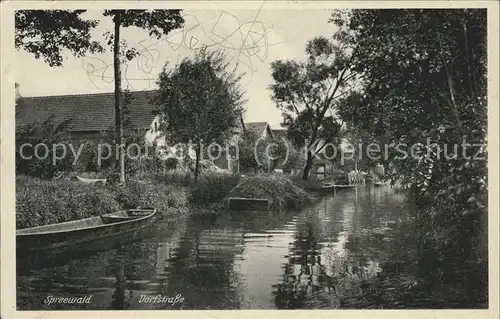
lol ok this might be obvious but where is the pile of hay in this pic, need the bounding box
[228,174,316,212]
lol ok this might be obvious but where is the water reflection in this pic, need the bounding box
[18,185,476,310]
[273,186,408,309]
[109,249,129,309]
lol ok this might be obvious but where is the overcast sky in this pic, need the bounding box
[15,8,337,128]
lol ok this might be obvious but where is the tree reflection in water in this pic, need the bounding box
[273,215,337,309]
[272,188,410,309]
[152,215,245,309]
[109,249,130,310]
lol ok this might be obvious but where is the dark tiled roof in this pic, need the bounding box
[16,90,157,132]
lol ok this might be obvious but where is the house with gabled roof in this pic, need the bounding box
[15,87,161,144]
[242,121,274,139]
[209,120,274,172]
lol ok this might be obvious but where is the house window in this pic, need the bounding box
[317,165,326,181]
[154,122,158,131]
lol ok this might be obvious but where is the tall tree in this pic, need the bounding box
[269,37,356,180]
[15,10,103,67]
[15,9,184,183]
[332,9,487,292]
[102,10,184,182]
[153,49,245,181]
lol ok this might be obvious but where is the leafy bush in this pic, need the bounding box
[190,171,241,204]
[149,183,189,216]
[110,180,188,216]
[228,174,316,211]
[73,139,114,172]
[16,117,74,178]
[157,168,193,186]
[131,153,167,180]
[279,145,306,173]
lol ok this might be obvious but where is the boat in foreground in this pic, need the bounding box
[17,208,157,252]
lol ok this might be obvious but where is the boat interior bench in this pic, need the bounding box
[100,209,153,224]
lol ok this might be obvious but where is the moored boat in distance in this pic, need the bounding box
[373,181,389,187]
[333,184,357,190]
[307,182,358,193]
[317,182,336,192]
[306,182,337,193]
[17,208,157,253]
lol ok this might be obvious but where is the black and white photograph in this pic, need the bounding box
[1,1,499,317]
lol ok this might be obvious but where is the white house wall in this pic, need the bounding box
[144,115,162,146]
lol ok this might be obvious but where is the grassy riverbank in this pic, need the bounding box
[16,175,190,229]
[16,172,316,228]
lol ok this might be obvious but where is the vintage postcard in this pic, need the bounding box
[1,1,499,318]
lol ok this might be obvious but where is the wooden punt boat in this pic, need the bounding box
[319,185,335,192]
[317,182,336,192]
[75,175,107,185]
[305,182,335,193]
[16,208,157,252]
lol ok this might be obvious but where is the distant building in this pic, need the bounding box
[243,121,274,139]
[211,121,275,172]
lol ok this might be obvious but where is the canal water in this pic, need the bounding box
[16,185,485,310]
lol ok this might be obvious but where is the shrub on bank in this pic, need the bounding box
[111,180,189,216]
[15,117,74,179]
[228,174,316,211]
[157,169,193,186]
